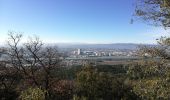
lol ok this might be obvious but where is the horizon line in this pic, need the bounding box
[0,41,157,45]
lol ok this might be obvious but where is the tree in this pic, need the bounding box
[75,65,138,100]
[128,0,170,99]
[134,0,170,27]
[0,58,22,99]
[51,80,74,100]
[19,87,47,100]
[132,0,170,98]
[0,31,61,99]
[127,37,170,99]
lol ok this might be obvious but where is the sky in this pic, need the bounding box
[0,0,169,44]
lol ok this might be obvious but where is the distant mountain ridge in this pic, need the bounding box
[47,43,156,50]
[0,43,157,50]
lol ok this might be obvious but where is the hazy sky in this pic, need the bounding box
[0,0,169,44]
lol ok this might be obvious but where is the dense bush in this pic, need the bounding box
[19,87,47,100]
[74,65,138,100]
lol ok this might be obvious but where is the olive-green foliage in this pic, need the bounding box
[75,65,138,100]
[52,64,127,81]
[127,60,166,79]
[133,78,170,100]
[75,66,102,100]
[73,95,88,100]
[94,64,127,75]
[19,87,47,100]
[51,65,83,80]
[127,37,170,99]
[129,64,170,100]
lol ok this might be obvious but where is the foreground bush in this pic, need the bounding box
[19,87,47,100]
[75,65,138,100]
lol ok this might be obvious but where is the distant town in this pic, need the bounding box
[64,48,138,58]
[0,43,153,67]
[60,47,141,66]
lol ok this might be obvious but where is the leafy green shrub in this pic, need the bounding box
[19,87,47,100]
[127,60,166,79]
[73,95,88,100]
[75,65,138,100]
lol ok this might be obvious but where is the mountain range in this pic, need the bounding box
[0,43,156,50]
[50,43,156,50]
